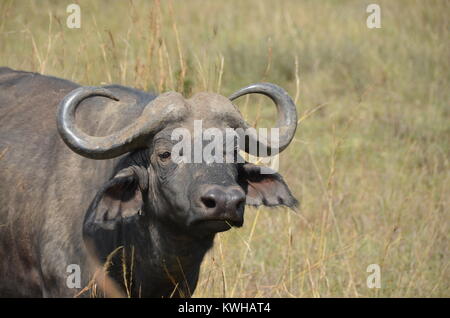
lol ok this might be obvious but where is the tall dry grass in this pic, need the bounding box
[0,0,448,297]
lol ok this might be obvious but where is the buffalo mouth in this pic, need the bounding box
[190,215,244,232]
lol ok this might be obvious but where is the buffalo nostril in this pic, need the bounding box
[201,196,216,209]
[230,196,245,211]
[236,199,245,211]
[224,189,245,212]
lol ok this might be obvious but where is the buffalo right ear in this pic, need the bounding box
[83,167,145,239]
[238,162,298,209]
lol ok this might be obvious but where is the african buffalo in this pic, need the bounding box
[0,67,297,297]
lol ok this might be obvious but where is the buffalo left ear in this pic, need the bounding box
[238,163,298,209]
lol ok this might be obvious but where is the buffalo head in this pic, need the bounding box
[57,83,298,237]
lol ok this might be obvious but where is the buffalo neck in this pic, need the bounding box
[100,214,215,297]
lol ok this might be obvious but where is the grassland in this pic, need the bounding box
[0,0,448,297]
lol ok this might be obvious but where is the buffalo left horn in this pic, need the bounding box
[228,83,298,156]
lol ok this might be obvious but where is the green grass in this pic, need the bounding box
[1,0,448,297]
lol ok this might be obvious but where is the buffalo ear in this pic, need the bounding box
[239,163,298,209]
[83,167,145,235]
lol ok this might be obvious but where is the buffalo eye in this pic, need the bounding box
[158,151,171,160]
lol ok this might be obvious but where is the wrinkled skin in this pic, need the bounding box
[0,67,297,297]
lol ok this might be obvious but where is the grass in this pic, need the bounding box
[0,0,448,297]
